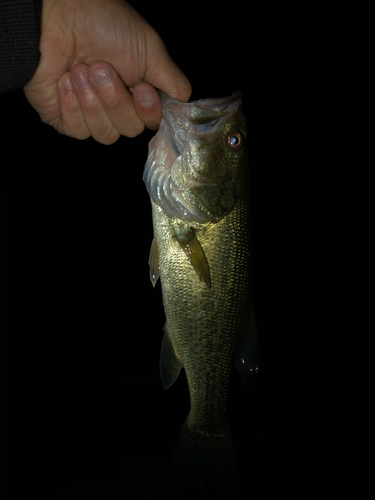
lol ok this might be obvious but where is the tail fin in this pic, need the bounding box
[171,414,240,497]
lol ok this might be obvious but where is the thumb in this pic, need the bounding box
[145,40,192,102]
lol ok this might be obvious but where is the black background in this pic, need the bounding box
[0,2,314,499]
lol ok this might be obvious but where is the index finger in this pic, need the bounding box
[132,83,162,130]
[144,39,192,103]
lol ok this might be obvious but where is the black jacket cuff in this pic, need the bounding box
[0,0,42,94]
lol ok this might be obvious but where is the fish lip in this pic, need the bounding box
[159,89,243,107]
[159,89,242,128]
[190,90,243,110]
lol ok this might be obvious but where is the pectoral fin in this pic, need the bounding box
[176,227,211,289]
[148,237,160,287]
[160,324,182,390]
[234,301,260,389]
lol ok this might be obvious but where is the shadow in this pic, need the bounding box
[122,459,247,500]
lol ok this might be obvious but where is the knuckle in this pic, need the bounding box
[49,117,90,141]
[100,130,120,145]
[74,128,91,141]
[64,92,81,113]
[102,92,120,112]
[82,95,103,116]
[123,121,145,138]
[93,123,120,145]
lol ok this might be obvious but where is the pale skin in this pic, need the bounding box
[23,0,192,144]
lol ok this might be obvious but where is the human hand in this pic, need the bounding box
[23,0,191,144]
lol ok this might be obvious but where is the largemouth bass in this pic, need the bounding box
[143,90,258,491]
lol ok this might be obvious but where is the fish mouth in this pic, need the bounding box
[160,90,243,117]
[188,91,243,122]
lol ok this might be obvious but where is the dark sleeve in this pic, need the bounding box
[0,0,42,94]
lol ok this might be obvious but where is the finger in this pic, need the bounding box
[70,63,121,145]
[87,61,145,138]
[145,38,192,103]
[56,73,91,140]
[132,83,161,130]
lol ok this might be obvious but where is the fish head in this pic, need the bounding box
[143,91,248,223]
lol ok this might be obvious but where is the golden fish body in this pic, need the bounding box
[151,187,251,437]
[143,90,257,488]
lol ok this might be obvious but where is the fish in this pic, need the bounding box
[143,90,259,493]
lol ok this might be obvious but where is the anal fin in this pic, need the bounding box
[160,324,182,390]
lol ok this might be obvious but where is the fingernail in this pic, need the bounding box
[134,90,157,108]
[90,67,114,86]
[73,71,91,89]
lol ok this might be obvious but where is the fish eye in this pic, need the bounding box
[228,132,243,150]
